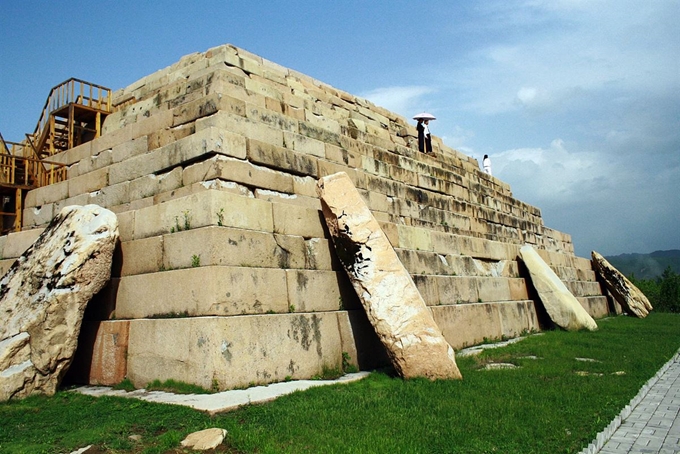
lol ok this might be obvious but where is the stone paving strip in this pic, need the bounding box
[74,371,370,414]
[580,349,680,454]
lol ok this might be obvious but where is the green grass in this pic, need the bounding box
[1,313,679,453]
[145,379,213,395]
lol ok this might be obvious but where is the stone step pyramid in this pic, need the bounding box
[0,44,614,391]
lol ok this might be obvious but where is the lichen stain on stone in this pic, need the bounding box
[220,340,232,363]
[288,359,297,375]
[274,240,292,269]
[296,271,309,290]
[197,336,207,348]
[256,370,272,381]
[290,314,323,356]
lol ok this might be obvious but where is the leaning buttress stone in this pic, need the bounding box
[317,172,462,380]
[519,245,597,331]
[591,251,652,318]
[0,205,119,401]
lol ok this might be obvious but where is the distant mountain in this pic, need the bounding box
[605,250,680,280]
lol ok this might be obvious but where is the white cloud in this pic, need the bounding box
[443,1,680,116]
[360,85,435,119]
[494,138,603,204]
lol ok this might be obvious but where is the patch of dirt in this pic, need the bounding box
[75,444,244,453]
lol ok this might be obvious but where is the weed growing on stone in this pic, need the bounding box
[182,210,192,230]
[312,364,343,380]
[191,254,200,267]
[216,208,225,226]
[112,378,135,392]
[170,210,192,233]
[146,379,212,395]
[342,352,358,374]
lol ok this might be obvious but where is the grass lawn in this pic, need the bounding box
[1,312,679,454]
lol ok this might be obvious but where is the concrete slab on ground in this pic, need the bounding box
[73,371,370,414]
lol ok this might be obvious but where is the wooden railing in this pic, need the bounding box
[0,153,67,188]
[31,78,112,156]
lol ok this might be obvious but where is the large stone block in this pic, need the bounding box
[24,180,69,208]
[432,303,504,349]
[130,110,174,140]
[435,276,479,304]
[577,296,610,319]
[172,94,220,127]
[196,111,284,148]
[248,139,318,177]
[88,181,130,209]
[272,202,325,238]
[245,103,298,133]
[162,226,307,270]
[2,229,44,259]
[115,266,288,318]
[182,155,295,194]
[283,132,326,158]
[22,204,54,228]
[68,150,113,179]
[68,167,109,198]
[397,225,433,252]
[477,277,513,302]
[412,275,440,306]
[128,167,184,202]
[112,137,149,163]
[90,125,134,155]
[108,127,246,185]
[286,270,359,312]
[497,301,540,338]
[119,236,163,276]
[126,313,346,390]
[70,320,130,386]
[133,189,273,240]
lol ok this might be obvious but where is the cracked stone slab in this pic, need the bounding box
[591,251,653,318]
[520,245,597,331]
[317,172,461,380]
[0,205,119,401]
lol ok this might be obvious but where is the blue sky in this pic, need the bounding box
[1,1,678,257]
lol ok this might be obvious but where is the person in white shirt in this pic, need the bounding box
[483,155,492,175]
[423,120,432,153]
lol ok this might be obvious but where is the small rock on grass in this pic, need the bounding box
[482,363,518,370]
[181,428,227,450]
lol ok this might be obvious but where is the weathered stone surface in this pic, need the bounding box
[591,251,652,318]
[317,172,462,380]
[0,205,118,401]
[127,313,346,390]
[180,428,227,450]
[519,245,597,331]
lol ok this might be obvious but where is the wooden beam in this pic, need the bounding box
[14,188,22,232]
